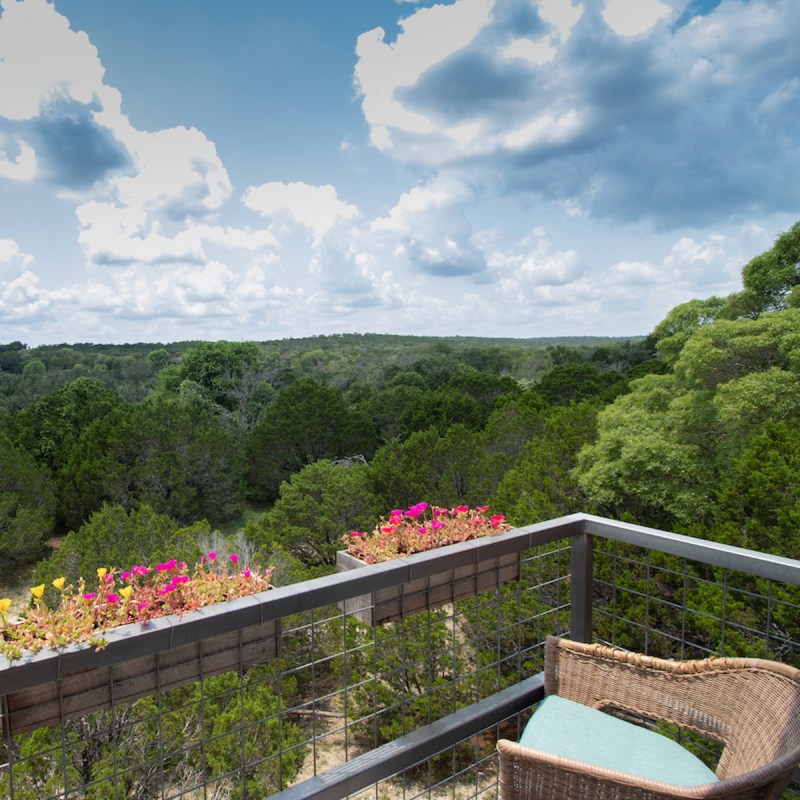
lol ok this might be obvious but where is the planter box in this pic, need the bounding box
[336,546,521,626]
[1,596,279,737]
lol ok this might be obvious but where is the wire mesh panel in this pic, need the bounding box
[593,538,800,798]
[3,517,800,800]
[0,536,570,800]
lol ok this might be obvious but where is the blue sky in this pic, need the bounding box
[0,0,798,345]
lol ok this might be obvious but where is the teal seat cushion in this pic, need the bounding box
[519,695,719,787]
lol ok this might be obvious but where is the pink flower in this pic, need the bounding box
[431,520,444,530]
[242,569,252,578]
[350,531,363,538]
[477,505,489,512]
[454,505,469,514]
[418,527,427,535]
[490,514,506,527]
[176,575,189,585]
[390,513,403,524]
[178,561,186,570]
[138,602,150,611]
[381,525,396,534]
[155,560,177,572]
[230,553,239,565]
[83,592,96,600]
[208,552,217,561]
[406,502,428,518]
[121,570,132,581]
[133,565,149,576]
[391,509,403,517]
[158,585,175,595]
[103,573,113,583]
[106,593,119,604]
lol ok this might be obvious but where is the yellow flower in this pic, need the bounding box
[97,567,107,579]
[119,586,133,600]
[31,584,45,600]
[0,597,11,622]
[52,577,66,591]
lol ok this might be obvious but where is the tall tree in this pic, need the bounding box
[60,397,246,529]
[247,378,376,503]
[0,431,56,565]
[252,459,380,568]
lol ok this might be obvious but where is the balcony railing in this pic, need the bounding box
[2,514,800,800]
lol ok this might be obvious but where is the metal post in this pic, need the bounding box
[570,532,594,643]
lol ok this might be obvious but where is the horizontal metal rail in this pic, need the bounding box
[271,674,546,800]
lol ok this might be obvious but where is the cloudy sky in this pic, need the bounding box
[0,0,798,345]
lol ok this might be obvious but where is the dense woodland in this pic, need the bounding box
[0,221,799,798]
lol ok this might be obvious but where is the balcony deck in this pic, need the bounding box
[1,514,799,799]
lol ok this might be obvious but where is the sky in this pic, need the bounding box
[0,0,798,346]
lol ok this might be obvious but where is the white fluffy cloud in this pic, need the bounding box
[242,181,358,243]
[0,0,796,344]
[602,0,671,37]
[355,0,800,227]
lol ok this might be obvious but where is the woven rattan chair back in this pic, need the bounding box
[497,637,800,800]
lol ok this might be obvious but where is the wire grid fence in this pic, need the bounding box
[592,538,800,798]
[0,540,571,800]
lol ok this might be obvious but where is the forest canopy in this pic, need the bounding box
[0,219,797,576]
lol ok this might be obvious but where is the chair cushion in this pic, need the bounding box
[519,695,719,787]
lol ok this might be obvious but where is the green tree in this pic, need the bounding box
[576,309,800,529]
[252,459,380,568]
[536,363,626,405]
[726,220,800,316]
[33,503,202,594]
[60,397,246,529]
[714,421,800,557]
[156,341,271,434]
[369,424,490,510]
[0,431,56,565]
[11,665,305,800]
[494,403,597,526]
[10,377,124,478]
[247,378,376,503]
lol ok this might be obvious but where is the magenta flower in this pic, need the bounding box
[178,561,186,570]
[230,553,239,565]
[106,593,119,604]
[156,559,177,572]
[418,526,427,535]
[83,593,96,600]
[121,570,132,581]
[242,569,251,578]
[138,602,150,611]
[431,520,444,530]
[103,573,113,583]
[350,531,363,538]
[208,552,217,560]
[490,514,506,527]
[455,505,469,514]
[406,502,428,518]
[133,565,149,576]
[176,575,189,585]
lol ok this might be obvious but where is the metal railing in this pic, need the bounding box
[1,514,799,800]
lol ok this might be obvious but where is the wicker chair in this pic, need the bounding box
[497,637,800,800]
